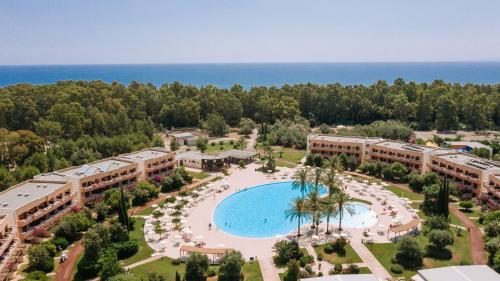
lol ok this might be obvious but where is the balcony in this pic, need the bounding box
[84,182,136,204]
[429,165,480,183]
[369,151,420,165]
[17,193,77,226]
[146,161,175,172]
[19,202,78,240]
[0,239,20,274]
[82,171,141,192]
[0,229,16,259]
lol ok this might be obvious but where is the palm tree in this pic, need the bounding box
[323,169,340,197]
[285,197,308,237]
[321,197,337,234]
[334,191,355,231]
[306,186,322,235]
[324,156,342,172]
[310,167,324,189]
[292,168,310,196]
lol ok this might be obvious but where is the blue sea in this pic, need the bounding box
[0,62,499,88]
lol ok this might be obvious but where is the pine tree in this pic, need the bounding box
[118,186,130,232]
[437,176,449,218]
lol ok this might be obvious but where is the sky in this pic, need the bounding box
[1,0,500,65]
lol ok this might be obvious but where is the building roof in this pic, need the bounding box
[309,134,384,144]
[415,265,500,281]
[55,158,135,179]
[373,140,435,153]
[444,141,492,151]
[171,132,195,138]
[119,147,173,161]
[434,153,500,171]
[0,180,69,210]
[299,274,378,281]
[389,218,421,233]
[177,150,257,161]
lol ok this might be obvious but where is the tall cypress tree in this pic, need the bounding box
[118,185,130,232]
[437,176,449,218]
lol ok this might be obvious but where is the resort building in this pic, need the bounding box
[170,132,198,146]
[411,265,500,281]
[307,134,383,163]
[366,140,436,174]
[482,172,500,210]
[177,150,258,171]
[444,141,492,156]
[0,180,77,240]
[0,215,24,281]
[118,147,176,181]
[37,158,140,205]
[428,152,500,199]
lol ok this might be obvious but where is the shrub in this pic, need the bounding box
[114,240,139,259]
[317,253,323,261]
[459,200,473,211]
[428,230,454,249]
[346,264,360,274]
[395,237,423,269]
[317,272,323,277]
[334,264,342,274]
[28,244,54,273]
[171,259,182,265]
[424,215,449,231]
[22,271,50,281]
[323,244,334,254]
[206,269,217,277]
[299,255,313,267]
[218,251,244,281]
[390,264,403,274]
[273,240,303,266]
[185,253,209,281]
[53,212,92,242]
[304,264,313,274]
[284,260,300,281]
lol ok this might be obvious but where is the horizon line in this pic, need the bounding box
[1,60,500,67]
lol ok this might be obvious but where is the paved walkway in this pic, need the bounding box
[258,257,281,281]
[245,128,258,152]
[449,204,487,265]
[55,242,83,281]
[350,243,391,280]
[124,255,163,270]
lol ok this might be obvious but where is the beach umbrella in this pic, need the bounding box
[217,243,225,248]
[159,239,169,245]
[174,235,182,240]
[340,233,348,238]
[180,219,188,224]
[184,242,195,247]
[152,204,158,208]
[332,233,341,238]
[311,235,319,240]
[196,235,204,240]
[378,224,386,228]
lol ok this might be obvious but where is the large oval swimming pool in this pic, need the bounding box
[213,181,377,238]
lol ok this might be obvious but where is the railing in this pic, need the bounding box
[485,185,500,198]
[146,161,175,172]
[19,202,78,239]
[0,229,16,259]
[429,165,480,183]
[17,193,77,226]
[82,171,141,192]
[0,239,19,274]
[83,182,137,203]
[369,151,420,164]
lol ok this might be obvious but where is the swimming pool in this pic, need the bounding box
[213,181,377,238]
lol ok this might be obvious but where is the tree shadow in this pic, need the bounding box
[425,246,452,260]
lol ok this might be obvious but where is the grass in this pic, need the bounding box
[121,217,154,266]
[367,230,471,280]
[136,205,155,216]
[275,159,297,168]
[384,184,424,201]
[410,202,464,227]
[358,267,371,274]
[314,244,363,264]
[71,249,85,281]
[188,170,210,180]
[207,141,245,152]
[273,147,306,163]
[131,257,263,281]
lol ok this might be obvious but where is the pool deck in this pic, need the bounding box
[142,163,418,280]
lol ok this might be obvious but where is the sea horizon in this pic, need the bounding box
[1,61,499,88]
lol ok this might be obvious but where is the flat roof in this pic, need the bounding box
[373,140,435,153]
[416,265,500,281]
[119,147,173,161]
[177,150,258,161]
[444,141,492,150]
[0,180,69,210]
[220,149,259,159]
[56,158,134,179]
[434,153,500,171]
[300,274,378,281]
[309,134,383,144]
[171,132,195,138]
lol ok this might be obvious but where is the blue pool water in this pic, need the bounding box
[213,182,377,238]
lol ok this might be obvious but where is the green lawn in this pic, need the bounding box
[136,205,155,216]
[275,159,297,168]
[384,184,424,201]
[207,141,245,152]
[131,257,262,281]
[358,267,371,274]
[273,148,306,163]
[121,217,154,266]
[314,244,363,264]
[410,202,464,227]
[367,231,471,280]
[188,170,210,180]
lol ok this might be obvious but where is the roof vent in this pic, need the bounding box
[17,193,22,197]
[2,203,7,207]
[24,193,29,197]
[36,185,41,188]
[43,185,47,188]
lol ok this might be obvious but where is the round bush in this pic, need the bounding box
[318,272,323,277]
[299,255,314,267]
[324,244,334,254]
[115,240,139,259]
[390,264,403,274]
[52,236,69,250]
[206,269,217,277]
[171,259,182,265]
[317,253,323,261]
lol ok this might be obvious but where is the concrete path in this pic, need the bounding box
[350,243,391,280]
[258,257,281,281]
[124,255,163,270]
[245,128,259,152]
[55,242,83,281]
